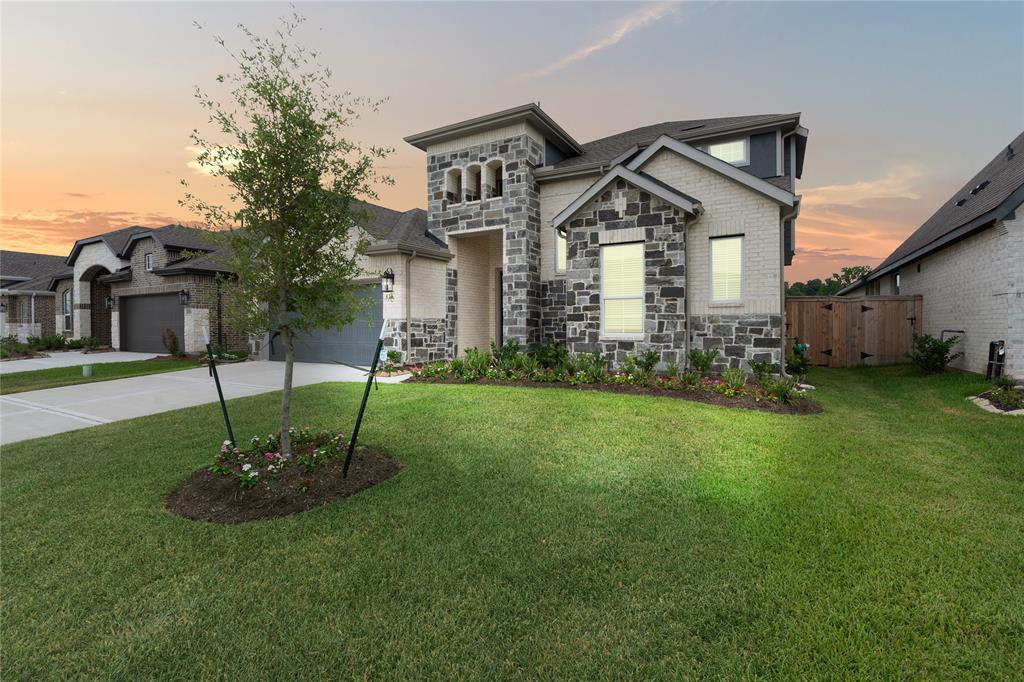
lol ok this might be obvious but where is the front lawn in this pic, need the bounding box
[0,357,201,394]
[2,367,1021,678]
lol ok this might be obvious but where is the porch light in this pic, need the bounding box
[104,296,114,310]
[0,302,6,314]
[381,268,395,294]
[178,289,190,306]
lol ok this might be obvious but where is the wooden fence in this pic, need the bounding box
[784,296,923,368]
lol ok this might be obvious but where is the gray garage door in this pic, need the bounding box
[271,285,383,366]
[121,293,185,353]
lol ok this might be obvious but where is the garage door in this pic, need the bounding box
[271,285,383,366]
[121,293,185,353]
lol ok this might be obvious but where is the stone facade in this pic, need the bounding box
[690,313,783,372]
[427,133,546,346]
[564,179,689,366]
[539,279,566,344]
[445,268,458,357]
[382,318,447,364]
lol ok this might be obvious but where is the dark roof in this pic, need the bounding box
[846,131,1024,290]
[551,113,801,171]
[123,224,216,257]
[405,103,583,156]
[0,250,68,280]
[357,203,448,254]
[66,225,151,265]
[0,250,72,292]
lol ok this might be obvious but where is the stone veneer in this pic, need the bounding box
[382,318,447,363]
[445,268,458,357]
[539,279,566,344]
[565,179,688,367]
[427,133,545,346]
[690,313,783,371]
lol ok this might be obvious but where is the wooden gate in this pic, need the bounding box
[784,296,923,367]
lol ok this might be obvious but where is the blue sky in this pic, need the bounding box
[2,1,1022,279]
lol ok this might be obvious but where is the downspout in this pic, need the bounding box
[779,201,801,378]
[405,250,418,361]
[31,292,36,332]
[683,207,704,371]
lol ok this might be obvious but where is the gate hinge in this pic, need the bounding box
[861,352,873,359]
[822,348,833,356]
[861,305,873,313]
[822,303,833,311]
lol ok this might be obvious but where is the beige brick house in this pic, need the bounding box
[840,131,1024,377]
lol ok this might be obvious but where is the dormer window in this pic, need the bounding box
[485,159,504,198]
[445,168,462,204]
[465,165,481,202]
[145,253,154,271]
[705,138,749,166]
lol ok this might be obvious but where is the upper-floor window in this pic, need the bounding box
[601,242,644,337]
[555,230,567,273]
[465,165,481,202]
[62,289,72,330]
[710,235,743,302]
[893,272,901,295]
[145,253,154,271]
[445,168,462,204]
[706,138,749,166]
[485,160,504,199]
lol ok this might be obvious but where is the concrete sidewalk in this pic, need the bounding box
[0,350,160,375]
[0,361,406,445]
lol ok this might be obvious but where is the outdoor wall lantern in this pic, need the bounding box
[104,296,114,310]
[381,268,395,294]
[0,302,6,314]
[178,289,191,306]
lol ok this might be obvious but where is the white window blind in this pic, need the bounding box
[555,231,567,272]
[711,236,743,301]
[707,139,748,165]
[601,242,644,335]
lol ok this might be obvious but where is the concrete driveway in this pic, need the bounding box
[0,350,160,375]
[0,361,406,445]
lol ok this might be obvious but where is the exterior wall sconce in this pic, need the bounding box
[104,296,114,310]
[178,289,190,306]
[0,302,6,314]
[381,268,395,294]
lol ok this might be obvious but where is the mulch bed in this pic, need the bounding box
[405,376,822,415]
[166,448,402,524]
[977,389,1024,412]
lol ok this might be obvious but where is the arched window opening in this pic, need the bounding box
[445,168,463,204]
[465,165,481,202]
[485,160,504,199]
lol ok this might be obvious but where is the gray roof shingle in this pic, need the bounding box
[0,250,68,280]
[873,130,1024,273]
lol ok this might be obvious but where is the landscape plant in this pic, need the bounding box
[687,347,719,375]
[907,333,963,374]
[180,12,391,455]
[162,328,179,355]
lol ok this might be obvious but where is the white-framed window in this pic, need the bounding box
[706,138,749,166]
[555,230,567,273]
[62,289,72,331]
[710,236,743,302]
[893,272,901,295]
[145,253,154,271]
[600,242,644,337]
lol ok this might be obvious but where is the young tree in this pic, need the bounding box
[181,13,392,455]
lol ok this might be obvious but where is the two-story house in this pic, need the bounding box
[353,104,808,371]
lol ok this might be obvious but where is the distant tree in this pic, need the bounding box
[787,266,872,297]
[181,12,392,455]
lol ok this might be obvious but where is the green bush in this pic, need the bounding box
[785,354,811,379]
[79,336,97,350]
[65,338,84,350]
[687,348,719,375]
[665,360,679,379]
[747,359,775,382]
[723,366,746,391]
[463,347,491,379]
[763,376,800,405]
[386,349,402,365]
[989,385,1023,410]
[490,339,521,372]
[163,328,180,355]
[530,343,569,371]
[576,351,607,384]
[907,333,962,374]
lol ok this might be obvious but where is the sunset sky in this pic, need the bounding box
[2,1,1021,282]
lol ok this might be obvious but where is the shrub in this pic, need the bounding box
[490,339,522,372]
[531,342,570,371]
[80,336,97,350]
[989,385,1023,410]
[747,359,775,382]
[514,353,539,379]
[65,338,84,349]
[785,354,811,380]
[665,360,679,379]
[687,348,719,375]
[723,366,747,392]
[386,349,402,366]
[993,375,1016,390]
[763,376,800,404]
[0,334,29,358]
[163,328,180,355]
[907,333,962,373]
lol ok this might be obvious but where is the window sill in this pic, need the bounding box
[600,334,644,342]
[709,301,743,308]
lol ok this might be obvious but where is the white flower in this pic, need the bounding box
[249,471,258,477]
[241,463,252,471]
[223,440,232,446]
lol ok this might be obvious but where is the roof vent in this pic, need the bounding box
[1008,144,1016,161]
[970,180,990,195]
[955,198,968,207]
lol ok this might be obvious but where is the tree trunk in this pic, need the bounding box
[280,326,294,456]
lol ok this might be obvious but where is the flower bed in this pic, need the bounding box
[972,378,1024,415]
[165,428,402,523]
[405,342,820,416]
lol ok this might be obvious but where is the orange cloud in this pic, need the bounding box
[1,209,188,255]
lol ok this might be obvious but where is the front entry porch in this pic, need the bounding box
[452,229,503,355]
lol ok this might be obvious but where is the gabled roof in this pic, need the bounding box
[0,250,68,280]
[552,166,702,229]
[545,113,804,173]
[625,135,796,206]
[65,225,152,265]
[122,225,216,258]
[839,130,1024,294]
[361,205,449,258]
[404,103,584,156]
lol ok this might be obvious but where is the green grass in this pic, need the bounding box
[0,358,201,394]
[2,366,1022,678]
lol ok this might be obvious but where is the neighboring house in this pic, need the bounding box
[0,251,70,340]
[327,103,808,371]
[840,131,1024,377]
[50,225,247,354]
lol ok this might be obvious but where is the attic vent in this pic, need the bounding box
[970,180,990,195]
[1008,144,1016,161]
[955,198,968,207]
